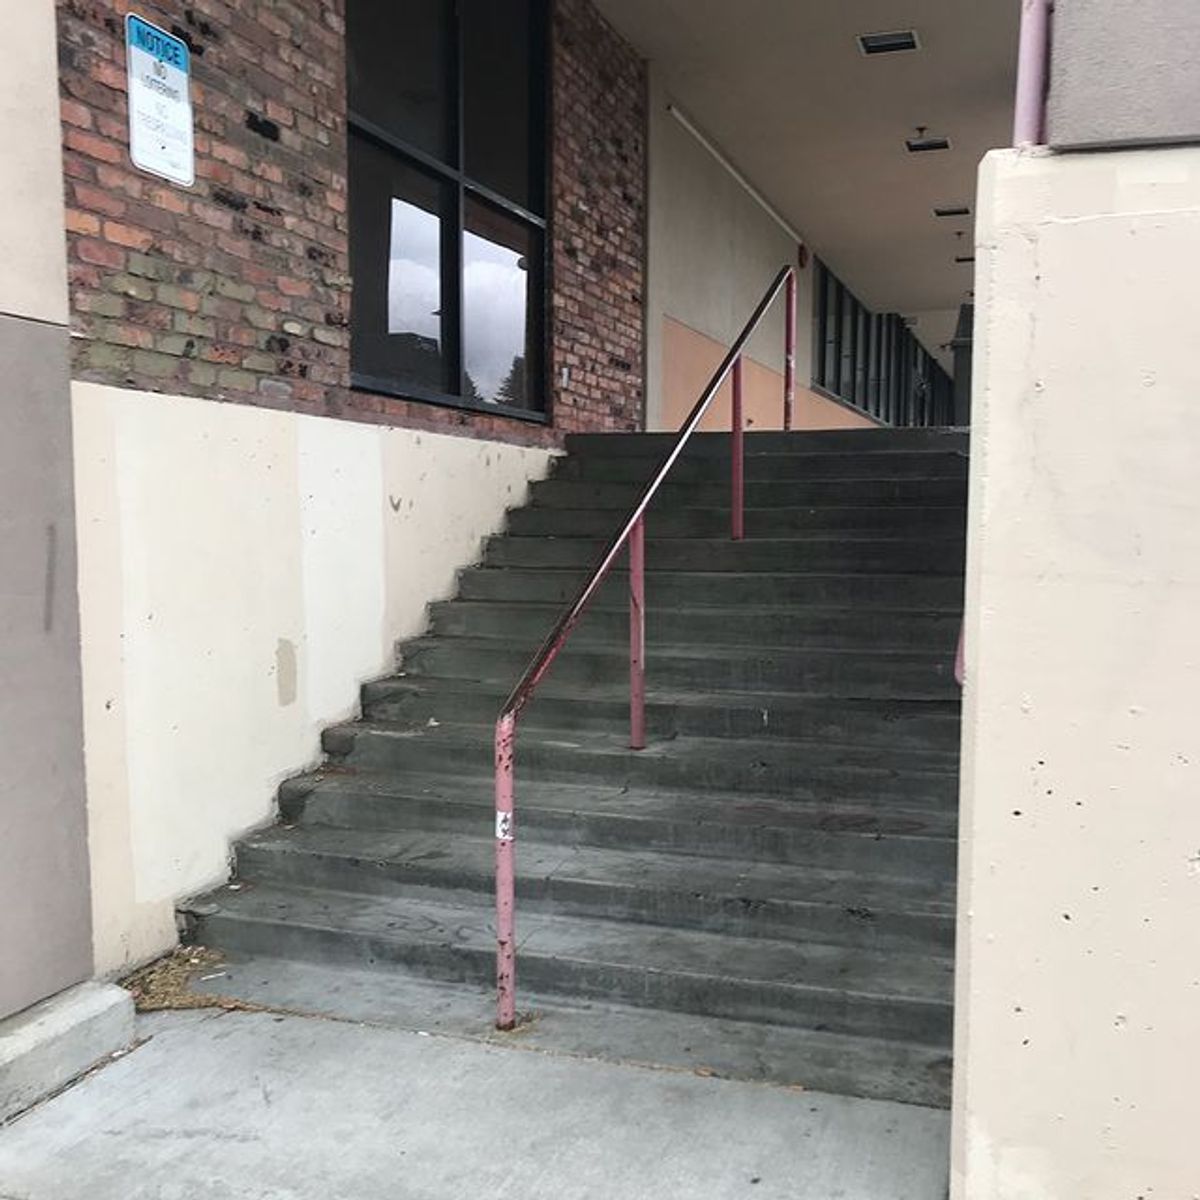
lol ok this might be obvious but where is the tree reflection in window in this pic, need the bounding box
[464,199,534,409]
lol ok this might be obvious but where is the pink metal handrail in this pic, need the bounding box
[493,264,797,1029]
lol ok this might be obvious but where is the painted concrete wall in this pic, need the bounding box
[953,146,1200,1199]
[645,71,816,431]
[1049,0,1200,150]
[660,318,875,434]
[73,383,554,974]
[0,0,93,1019]
[0,0,69,327]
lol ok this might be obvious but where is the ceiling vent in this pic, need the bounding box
[907,133,951,153]
[858,30,919,55]
[934,205,971,218]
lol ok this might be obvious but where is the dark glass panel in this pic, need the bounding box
[462,0,542,210]
[463,197,542,412]
[346,0,453,163]
[349,133,453,393]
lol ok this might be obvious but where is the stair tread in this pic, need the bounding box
[472,565,962,580]
[403,634,956,665]
[370,679,961,748]
[291,766,959,843]
[433,598,964,618]
[242,824,956,913]
[371,675,963,718]
[332,720,962,781]
[493,534,966,547]
[192,881,955,1005]
[179,953,952,1106]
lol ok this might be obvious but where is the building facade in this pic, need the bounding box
[2,1,1198,1196]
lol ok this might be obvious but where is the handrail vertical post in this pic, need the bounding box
[732,356,745,540]
[494,713,517,1030]
[629,515,646,750]
[784,269,797,431]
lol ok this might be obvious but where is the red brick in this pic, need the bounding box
[64,127,122,164]
[103,220,155,250]
[76,238,126,269]
[66,208,102,236]
[60,98,93,129]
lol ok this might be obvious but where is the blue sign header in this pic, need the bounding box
[126,14,189,72]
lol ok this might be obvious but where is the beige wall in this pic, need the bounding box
[645,70,817,431]
[73,383,554,974]
[954,146,1200,1199]
[0,0,68,325]
[660,317,875,434]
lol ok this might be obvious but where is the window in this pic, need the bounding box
[813,261,954,427]
[346,0,547,418]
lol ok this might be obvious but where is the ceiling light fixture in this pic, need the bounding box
[907,126,951,153]
[858,30,919,55]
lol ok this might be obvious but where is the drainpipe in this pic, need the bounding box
[1013,0,1053,146]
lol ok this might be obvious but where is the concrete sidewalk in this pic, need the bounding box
[0,1007,949,1199]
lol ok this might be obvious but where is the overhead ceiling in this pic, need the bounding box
[592,0,1019,338]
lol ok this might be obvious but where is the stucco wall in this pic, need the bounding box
[0,0,93,1020]
[1049,0,1200,150]
[645,70,816,431]
[73,382,554,974]
[953,146,1200,1199]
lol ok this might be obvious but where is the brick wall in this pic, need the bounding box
[56,0,646,446]
[549,0,646,435]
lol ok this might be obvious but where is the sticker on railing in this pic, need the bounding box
[496,812,514,843]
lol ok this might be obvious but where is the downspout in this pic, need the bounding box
[1012,0,1053,146]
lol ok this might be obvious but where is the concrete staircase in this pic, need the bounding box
[184,427,967,1108]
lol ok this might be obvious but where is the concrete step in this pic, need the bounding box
[280,770,957,876]
[185,884,954,1045]
[457,566,966,611]
[235,825,955,954]
[482,533,966,576]
[427,598,962,653]
[361,677,963,753]
[551,450,968,484]
[181,954,953,1107]
[399,636,959,700]
[344,696,961,775]
[505,504,968,540]
[563,429,968,458]
[530,476,968,510]
[320,723,960,805]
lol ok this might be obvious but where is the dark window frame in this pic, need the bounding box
[346,1,552,424]
[812,260,955,427]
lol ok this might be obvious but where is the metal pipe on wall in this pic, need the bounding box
[1013,0,1052,146]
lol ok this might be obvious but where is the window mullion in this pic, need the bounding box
[452,0,466,398]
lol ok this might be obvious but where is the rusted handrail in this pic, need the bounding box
[493,264,797,1029]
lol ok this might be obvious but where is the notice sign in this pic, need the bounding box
[125,13,194,186]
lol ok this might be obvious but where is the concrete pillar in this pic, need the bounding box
[0,0,93,1018]
[952,145,1200,1199]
